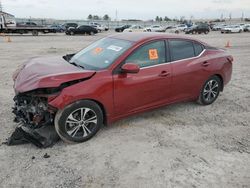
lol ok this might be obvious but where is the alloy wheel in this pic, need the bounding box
[65,107,97,139]
[203,79,219,102]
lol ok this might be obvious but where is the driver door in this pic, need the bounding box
[113,40,172,116]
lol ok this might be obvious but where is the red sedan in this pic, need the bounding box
[13,33,233,143]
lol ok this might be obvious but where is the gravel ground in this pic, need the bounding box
[0,31,249,188]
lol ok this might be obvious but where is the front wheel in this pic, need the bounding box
[198,76,222,105]
[55,100,103,143]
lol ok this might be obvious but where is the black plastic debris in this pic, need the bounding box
[4,125,59,148]
[43,153,50,158]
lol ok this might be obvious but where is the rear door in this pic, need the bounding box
[113,40,172,116]
[169,39,208,100]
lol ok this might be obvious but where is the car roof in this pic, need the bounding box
[109,32,206,44]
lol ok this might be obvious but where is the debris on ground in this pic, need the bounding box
[4,125,59,148]
[43,153,50,158]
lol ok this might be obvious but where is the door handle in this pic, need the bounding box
[159,71,170,77]
[202,61,210,67]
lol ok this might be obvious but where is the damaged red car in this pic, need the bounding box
[12,33,233,143]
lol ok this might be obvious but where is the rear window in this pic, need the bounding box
[193,43,204,56]
[169,40,195,61]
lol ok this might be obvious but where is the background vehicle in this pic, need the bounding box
[48,24,65,33]
[212,24,227,31]
[65,25,98,35]
[243,24,250,32]
[62,23,78,30]
[221,25,243,33]
[91,24,105,32]
[167,24,187,34]
[145,25,165,32]
[0,11,56,35]
[176,24,187,31]
[16,22,38,27]
[12,33,233,143]
[123,25,145,32]
[115,25,131,32]
[185,24,210,34]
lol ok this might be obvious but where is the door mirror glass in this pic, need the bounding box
[121,63,140,74]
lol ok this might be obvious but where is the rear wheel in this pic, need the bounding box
[32,30,38,36]
[90,31,94,35]
[55,100,103,143]
[198,76,222,105]
[70,31,74,35]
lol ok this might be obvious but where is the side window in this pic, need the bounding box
[125,41,166,68]
[169,40,195,61]
[193,42,204,56]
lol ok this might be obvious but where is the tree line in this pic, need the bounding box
[87,14,110,21]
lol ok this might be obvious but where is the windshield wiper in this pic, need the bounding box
[69,62,85,69]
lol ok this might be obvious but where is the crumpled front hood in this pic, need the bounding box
[14,56,96,93]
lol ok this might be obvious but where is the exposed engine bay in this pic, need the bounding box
[6,90,59,148]
[5,54,96,148]
[13,94,54,129]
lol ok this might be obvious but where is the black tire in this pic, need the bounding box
[32,30,38,36]
[70,31,74,35]
[55,100,103,143]
[205,30,209,34]
[90,31,94,35]
[198,76,222,105]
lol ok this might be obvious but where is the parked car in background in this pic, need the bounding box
[63,23,78,30]
[48,24,65,33]
[221,25,243,33]
[16,22,38,27]
[167,24,187,34]
[115,25,131,32]
[92,25,105,32]
[65,25,97,35]
[176,24,188,31]
[185,24,210,34]
[212,24,227,31]
[123,25,145,32]
[104,25,109,31]
[145,25,165,32]
[243,24,250,32]
[12,33,233,143]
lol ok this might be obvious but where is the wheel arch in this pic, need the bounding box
[88,99,107,125]
[214,74,224,91]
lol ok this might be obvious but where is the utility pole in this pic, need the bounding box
[115,9,118,21]
[0,0,3,12]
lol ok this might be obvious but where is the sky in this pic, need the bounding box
[1,0,250,20]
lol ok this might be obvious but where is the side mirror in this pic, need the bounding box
[121,63,140,74]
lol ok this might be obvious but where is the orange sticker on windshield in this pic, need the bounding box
[93,47,103,54]
[149,49,159,60]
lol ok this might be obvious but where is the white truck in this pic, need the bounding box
[0,11,55,36]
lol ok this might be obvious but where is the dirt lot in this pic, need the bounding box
[0,31,249,188]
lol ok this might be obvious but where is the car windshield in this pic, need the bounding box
[70,38,133,70]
